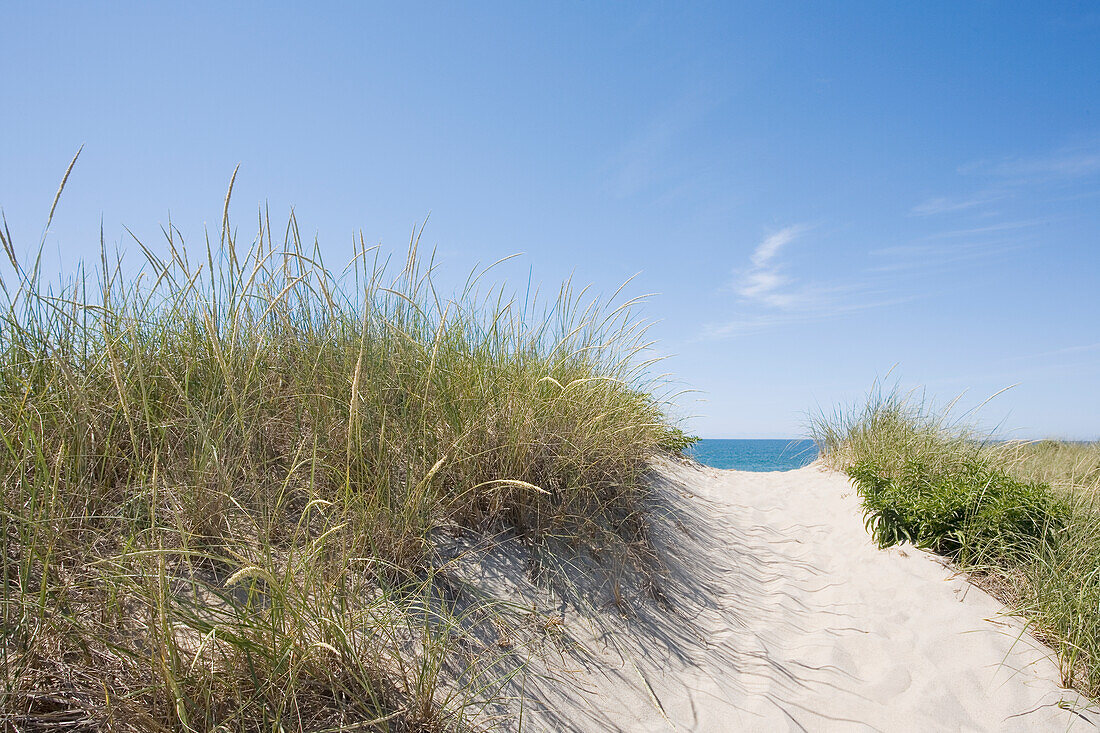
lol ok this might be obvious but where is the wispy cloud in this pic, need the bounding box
[910,138,1100,236]
[1005,341,1100,363]
[958,139,1100,183]
[699,294,913,340]
[882,215,1045,277]
[909,192,1004,216]
[602,90,713,200]
[699,311,804,340]
[919,219,1046,239]
[867,239,1028,274]
[734,225,811,308]
[749,225,803,268]
[700,225,914,339]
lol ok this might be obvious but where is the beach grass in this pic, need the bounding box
[812,384,1100,697]
[0,171,689,729]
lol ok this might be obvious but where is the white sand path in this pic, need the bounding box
[482,460,1099,731]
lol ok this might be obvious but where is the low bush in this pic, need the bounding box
[846,459,1067,562]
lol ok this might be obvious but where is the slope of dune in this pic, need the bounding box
[452,458,1099,731]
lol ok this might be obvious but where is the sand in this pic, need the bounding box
[449,459,1099,731]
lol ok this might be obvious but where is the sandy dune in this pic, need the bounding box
[456,459,1099,731]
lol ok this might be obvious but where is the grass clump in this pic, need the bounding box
[0,168,686,730]
[812,383,1100,697]
[1002,440,1100,495]
[846,460,1065,562]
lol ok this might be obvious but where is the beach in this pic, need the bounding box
[463,458,1099,731]
[6,5,1099,728]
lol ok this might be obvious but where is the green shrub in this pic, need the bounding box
[847,459,1068,562]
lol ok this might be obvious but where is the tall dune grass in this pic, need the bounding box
[0,172,689,729]
[1001,440,1100,496]
[811,384,1100,697]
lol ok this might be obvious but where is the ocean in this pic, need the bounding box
[686,438,818,472]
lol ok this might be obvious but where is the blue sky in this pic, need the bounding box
[3,2,1098,439]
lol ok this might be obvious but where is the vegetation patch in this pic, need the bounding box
[813,383,1100,697]
[847,459,1067,562]
[0,168,686,730]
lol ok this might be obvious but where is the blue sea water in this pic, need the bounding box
[686,439,818,472]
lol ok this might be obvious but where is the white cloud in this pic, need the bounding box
[699,294,916,340]
[739,270,786,298]
[911,139,1100,228]
[921,218,1046,239]
[909,193,1003,216]
[1006,341,1100,363]
[749,225,805,268]
[866,240,1028,275]
[699,224,929,340]
[700,224,902,339]
[958,139,1100,182]
[989,150,1100,180]
[735,225,810,304]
